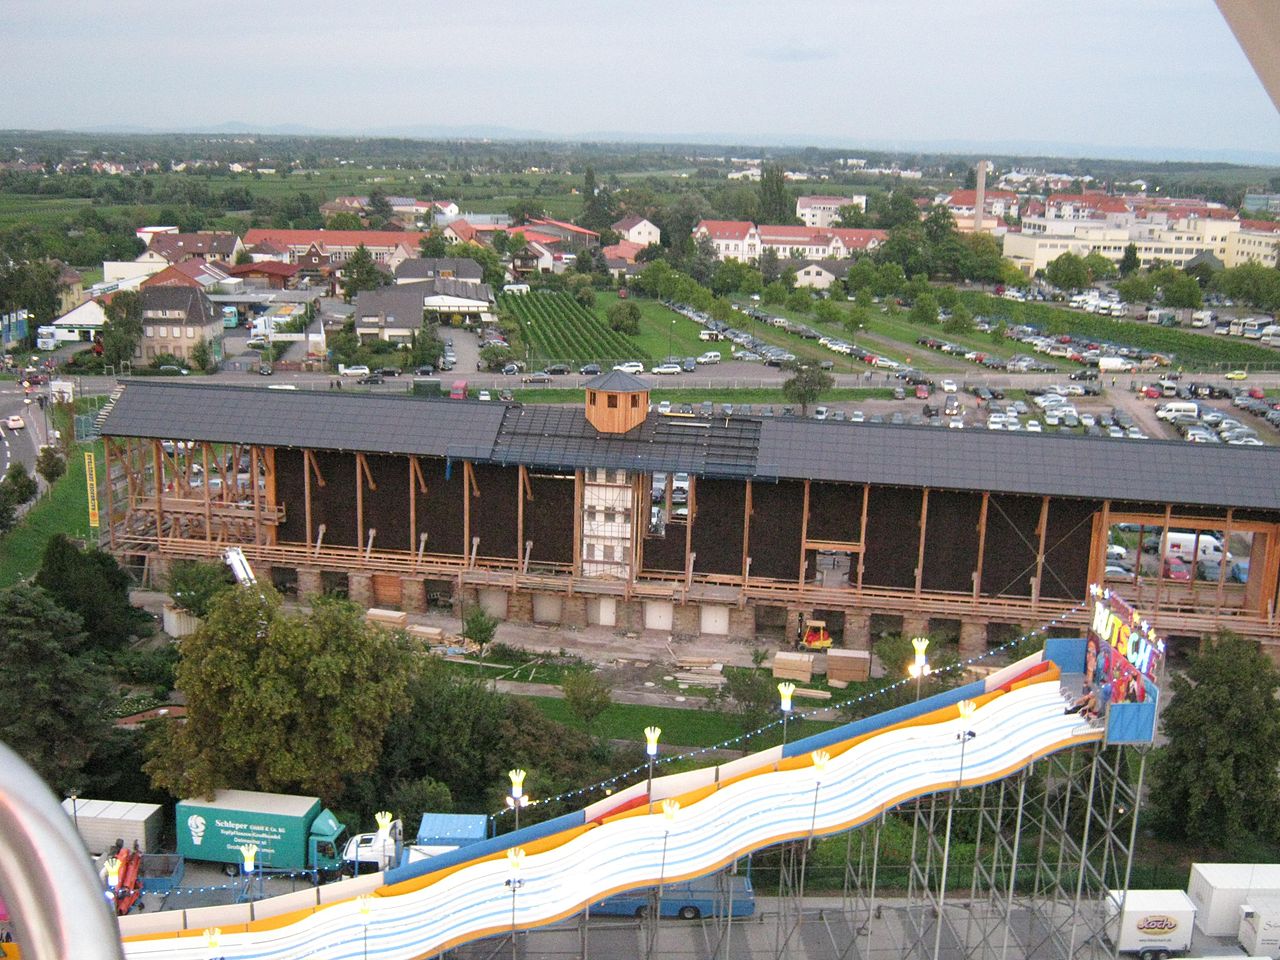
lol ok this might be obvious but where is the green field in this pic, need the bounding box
[600,292,706,360]
[501,291,643,365]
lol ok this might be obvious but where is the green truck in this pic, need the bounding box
[175,789,346,878]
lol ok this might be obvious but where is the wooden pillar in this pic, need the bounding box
[251,446,261,546]
[572,469,583,576]
[304,449,313,549]
[1154,504,1173,613]
[856,483,870,591]
[355,455,364,547]
[1032,495,1050,606]
[103,437,116,551]
[798,479,811,586]
[262,447,277,545]
[517,465,527,562]
[408,457,417,553]
[915,488,930,597]
[152,440,164,543]
[742,480,753,584]
[685,475,697,579]
[1094,499,1112,588]
[973,491,990,600]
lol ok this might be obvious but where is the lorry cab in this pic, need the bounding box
[309,807,346,877]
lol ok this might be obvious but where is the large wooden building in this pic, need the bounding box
[98,376,1280,657]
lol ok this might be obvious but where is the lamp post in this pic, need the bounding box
[506,768,530,832]
[652,798,680,950]
[204,927,222,960]
[104,854,121,910]
[807,750,830,849]
[505,847,526,960]
[645,726,661,812]
[933,699,978,960]
[240,843,258,903]
[667,318,675,358]
[778,682,796,757]
[908,637,931,701]
[68,790,80,834]
[357,894,372,960]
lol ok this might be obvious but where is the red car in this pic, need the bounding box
[1163,557,1192,581]
[915,384,930,399]
[1249,386,1265,400]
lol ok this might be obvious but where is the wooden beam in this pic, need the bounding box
[915,488,930,597]
[464,462,473,566]
[103,438,116,551]
[263,447,277,546]
[1094,499,1112,588]
[857,483,870,591]
[305,449,326,487]
[742,479,753,584]
[686,475,697,580]
[1154,505,1173,613]
[973,491,990,600]
[356,453,377,491]
[464,460,480,498]
[1032,495,1050,606]
[799,479,811,586]
[356,456,364,548]
[251,447,261,546]
[152,440,164,542]
[408,457,417,552]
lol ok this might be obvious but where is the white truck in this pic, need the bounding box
[1105,889,1196,960]
[1099,356,1136,374]
[1188,863,1280,936]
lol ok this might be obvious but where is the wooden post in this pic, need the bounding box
[572,470,583,576]
[798,479,811,586]
[742,480,753,585]
[685,475,697,579]
[1154,504,1173,613]
[973,491,990,600]
[103,438,116,551]
[355,455,364,548]
[251,447,261,546]
[463,462,472,567]
[408,457,417,553]
[303,449,313,549]
[517,466,527,563]
[152,440,164,543]
[857,483,870,591]
[262,447,277,545]
[1032,495,1050,606]
[915,488,930,597]
[1095,499,1112,588]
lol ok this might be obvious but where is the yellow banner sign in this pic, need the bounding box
[84,451,99,528]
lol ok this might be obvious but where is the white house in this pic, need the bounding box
[796,195,866,228]
[51,298,109,343]
[611,215,661,247]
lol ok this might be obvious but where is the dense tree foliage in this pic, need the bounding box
[34,534,148,652]
[781,362,834,415]
[1149,633,1280,852]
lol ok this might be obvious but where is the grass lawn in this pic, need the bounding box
[600,292,707,360]
[0,438,103,587]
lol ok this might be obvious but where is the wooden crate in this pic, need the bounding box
[407,624,445,643]
[827,649,872,683]
[772,651,814,683]
[793,687,832,701]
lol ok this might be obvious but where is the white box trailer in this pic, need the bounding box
[1105,889,1195,959]
[1240,897,1280,957]
[61,798,164,855]
[1188,863,1280,936]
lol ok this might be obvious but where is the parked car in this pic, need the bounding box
[357,374,384,385]
[941,379,958,393]
[696,351,722,365]
[521,371,552,384]
[545,363,572,376]
[1225,369,1248,380]
[341,365,371,378]
[613,361,645,374]
[651,363,682,375]
[376,367,402,377]
[579,363,602,376]
[501,363,522,376]
[4,415,24,430]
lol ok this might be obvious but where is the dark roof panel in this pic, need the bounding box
[582,370,649,393]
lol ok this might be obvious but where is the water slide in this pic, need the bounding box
[112,645,1101,959]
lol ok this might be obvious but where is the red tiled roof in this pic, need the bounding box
[228,261,301,278]
[601,240,646,263]
[242,229,426,249]
[612,215,648,231]
[695,220,756,241]
[529,217,599,238]
[945,190,1017,206]
[1241,219,1280,233]
[830,228,888,248]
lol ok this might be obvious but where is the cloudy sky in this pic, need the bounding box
[2,0,1278,160]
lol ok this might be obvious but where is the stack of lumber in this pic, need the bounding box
[365,608,408,628]
[827,649,872,683]
[772,651,815,682]
[406,624,446,643]
[673,656,726,688]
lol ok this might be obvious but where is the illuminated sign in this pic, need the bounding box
[85,452,99,528]
[1088,584,1163,679]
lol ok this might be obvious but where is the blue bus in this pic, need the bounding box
[591,874,754,920]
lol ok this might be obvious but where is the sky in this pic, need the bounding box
[2,0,1279,161]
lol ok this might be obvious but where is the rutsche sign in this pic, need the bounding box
[1089,585,1163,678]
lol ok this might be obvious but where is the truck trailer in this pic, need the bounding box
[60,798,164,856]
[1240,897,1280,957]
[175,789,346,878]
[1188,863,1280,937]
[1105,889,1196,959]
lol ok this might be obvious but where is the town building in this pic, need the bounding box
[241,229,426,269]
[1004,217,1243,275]
[611,215,661,247]
[393,258,484,285]
[1225,221,1280,269]
[693,221,886,262]
[796,195,866,228]
[352,278,495,342]
[146,232,243,265]
[137,287,222,365]
[98,381,1280,655]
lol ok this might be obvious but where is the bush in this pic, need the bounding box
[168,559,234,618]
[562,669,612,728]
[35,446,66,485]
[34,534,151,652]
[112,644,180,691]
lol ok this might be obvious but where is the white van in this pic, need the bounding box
[1161,532,1229,564]
[1156,401,1198,421]
[697,351,721,364]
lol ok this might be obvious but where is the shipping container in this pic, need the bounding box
[60,798,163,855]
[1189,863,1280,936]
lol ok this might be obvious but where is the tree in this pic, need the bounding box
[781,362,834,416]
[845,258,877,292]
[102,289,142,367]
[1155,267,1203,309]
[144,587,412,802]
[909,290,940,324]
[1149,632,1280,850]
[234,248,253,266]
[507,198,546,224]
[0,583,108,794]
[761,280,788,306]
[445,242,505,288]
[1082,251,1116,282]
[419,229,448,258]
[923,204,957,247]
[35,446,66,485]
[877,191,922,229]
[562,670,612,729]
[366,187,393,223]
[813,298,842,325]
[1118,243,1141,277]
[1,461,38,506]
[479,343,516,371]
[1045,252,1090,291]
[835,204,868,228]
[580,166,615,232]
[786,289,812,313]
[1116,272,1156,305]
[189,338,213,373]
[167,559,234,619]
[757,163,792,224]
[326,211,364,230]
[759,247,782,284]
[943,302,974,334]
[34,534,148,652]
[340,244,390,302]
[606,300,641,336]
[462,605,498,658]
